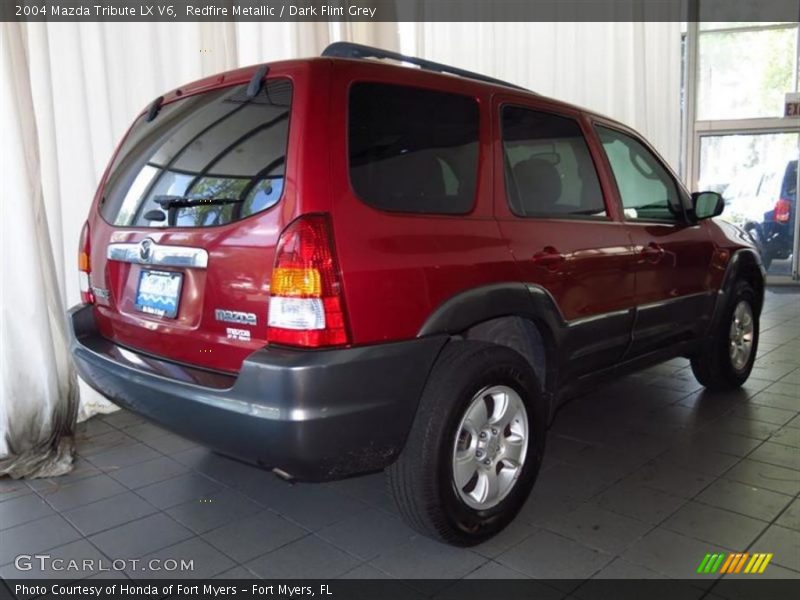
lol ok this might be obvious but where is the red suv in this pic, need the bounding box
[70,43,765,545]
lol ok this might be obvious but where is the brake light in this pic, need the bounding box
[775,198,791,224]
[267,215,349,347]
[78,221,94,304]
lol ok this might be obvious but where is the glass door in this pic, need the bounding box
[698,132,799,279]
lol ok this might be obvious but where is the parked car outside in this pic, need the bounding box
[723,159,797,270]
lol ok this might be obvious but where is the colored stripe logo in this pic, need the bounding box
[697,552,773,574]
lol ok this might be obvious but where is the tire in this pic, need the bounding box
[388,340,546,546]
[691,280,759,391]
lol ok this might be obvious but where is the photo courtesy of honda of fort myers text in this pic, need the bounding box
[3,1,800,600]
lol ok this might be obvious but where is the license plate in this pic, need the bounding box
[135,270,183,318]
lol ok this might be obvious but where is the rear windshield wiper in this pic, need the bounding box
[153,195,244,209]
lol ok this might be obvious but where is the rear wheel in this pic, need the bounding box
[387,341,546,546]
[691,280,759,390]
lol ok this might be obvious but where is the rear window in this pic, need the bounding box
[348,82,479,214]
[101,79,292,228]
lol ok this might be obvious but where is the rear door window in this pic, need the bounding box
[101,80,292,228]
[501,106,606,218]
[348,82,479,214]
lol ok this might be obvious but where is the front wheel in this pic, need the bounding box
[387,341,546,546]
[691,280,759,391]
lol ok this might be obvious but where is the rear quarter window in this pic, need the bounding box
[100,79,291,228]
[348,82,479,215]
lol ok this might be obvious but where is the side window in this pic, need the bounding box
[596,126,683,222]
[348,82,479,214]
[501,106,606,218]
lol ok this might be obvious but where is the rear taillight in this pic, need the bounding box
[775,198,792,224]
[78,221,94,304]
[266,215,349,348]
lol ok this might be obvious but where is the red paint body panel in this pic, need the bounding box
[84,56,754,375]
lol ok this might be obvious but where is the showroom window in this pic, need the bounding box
[685,17,800,281]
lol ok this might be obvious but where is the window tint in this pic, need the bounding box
[101,80,291,228]
[596,126,683,222]
[501,107,605,218]
[348,83,479,214]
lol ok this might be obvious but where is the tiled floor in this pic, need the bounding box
[1,289,798,589]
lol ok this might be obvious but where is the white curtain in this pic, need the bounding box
[403,22,682,166]
[1,21,678,478]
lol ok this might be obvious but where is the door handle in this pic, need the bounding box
[532,246,566,271]
[640,242,665,264]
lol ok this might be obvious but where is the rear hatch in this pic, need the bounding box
[88,76,293,373]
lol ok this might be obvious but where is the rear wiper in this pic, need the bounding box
[153,195,243,209]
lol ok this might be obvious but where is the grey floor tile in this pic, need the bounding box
[77,430,138,458]
[100,410,147,429]
[546,503,652,554]
[472,520,537,559]
[123,422,173,444]
[532,464,619,503]
[202,511,307,563]
[775,498,800,532]
[259,484,369,531]
[724,459,800,495]
[0,478,35,502]
[213,566,258,579]
[166,488,262,534]
[696,479,793,522]
[770,426,800,449]
[88,513,193,559]
[750,392,800,411]
[750,525,800,572]
[653,445,741,477]
[731,404,797,427]
[369,536,486,580]
[680,430,762,458]
[590,557,663,579]
[108,456,189,489]
[128,537,234,579]
[136,472,224,509]
[747,442,800,471]
[711,416,784,440]
[496,529,612,579]
[142,432,198,455]
[0,514,81,566]
[317,507,415,561]
[462,560,532,579]
[621,527,724,579]
[62,491,158,536]
[86,442,161,470]
[622,461,714,498]
[594,481,687,524]
[764,381,800,398]
[245,535,360,579]
[37,474,127,512]
[0,493,56,529]
[337,563,397,579]
[517,490,582,526]
[663,501,768,549]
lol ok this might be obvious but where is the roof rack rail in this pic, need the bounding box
[321,42,530,92]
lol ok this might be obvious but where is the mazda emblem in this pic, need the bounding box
[139,239,153,262]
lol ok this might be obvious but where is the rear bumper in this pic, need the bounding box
[69,304,446,481]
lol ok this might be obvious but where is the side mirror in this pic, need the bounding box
[692,191,724,220]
